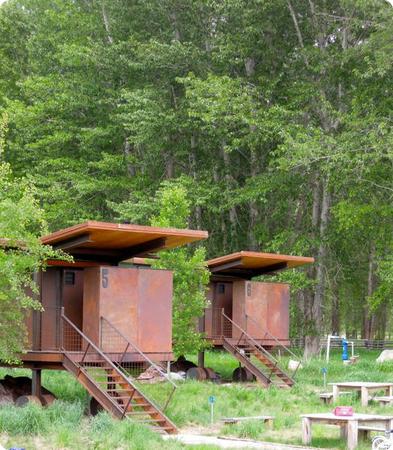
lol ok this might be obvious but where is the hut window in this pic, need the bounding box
[218,284,225,294]
[64,271,75,285]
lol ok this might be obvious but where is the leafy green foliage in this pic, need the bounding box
[150,183,210,355]
[114,180,210,354]
[0,117,66,361]
[0,349,390,449]
[0,0,392,344]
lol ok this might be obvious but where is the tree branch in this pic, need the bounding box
[287,0,309,66]
[101,1,113,44]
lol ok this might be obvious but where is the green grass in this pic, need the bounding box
[1,349,392,449]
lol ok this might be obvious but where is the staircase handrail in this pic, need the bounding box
[245,314,300,361]
[221,311,280,366]
[100,316,177,390]
[222,311,295,384]
[245,314,301,379]
[60,311,142,393]
[60,310,177,427]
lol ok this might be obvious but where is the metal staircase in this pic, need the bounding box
[220,311,295,388]
[60,310,178,434]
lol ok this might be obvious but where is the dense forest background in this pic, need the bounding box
[0,0,392,351]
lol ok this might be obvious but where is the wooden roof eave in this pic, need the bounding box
[207,251,314,279]
[41,221,208,264]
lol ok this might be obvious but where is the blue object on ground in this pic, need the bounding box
[208,395,216,404]
[342,339,349,361]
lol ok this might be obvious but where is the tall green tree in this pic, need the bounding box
[0,0,392,353]
[0,115,63,362]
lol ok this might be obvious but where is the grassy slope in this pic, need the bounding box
[0,349,392,449]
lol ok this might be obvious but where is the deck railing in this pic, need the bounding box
[100,316,177,412]
[221,311,295,382]
[245,314,301,359]
[205,308,300,379]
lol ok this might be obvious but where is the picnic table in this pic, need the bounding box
[301,413,393,450]
[329,382,393,406]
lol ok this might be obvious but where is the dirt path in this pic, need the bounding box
[163,434,330,449]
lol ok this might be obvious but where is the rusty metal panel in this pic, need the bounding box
[84,267,173,356]
[244,281,289,341]
[137,269,173,353]
[232,280,248,339]
[266,283,289,340]
[63,269,84,331]
[213,282,232,316]
[40,268,61,350]
[98,267,139,350]
[205,282,232,338]
[82,268,101,346]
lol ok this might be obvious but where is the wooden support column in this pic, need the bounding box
[32,369,42,398]
[332,385,339,403]
[340,424,347,440]
[360,386,369,407]
[198,351,205,368]
[301,417,312,445]
[347,420,358,450]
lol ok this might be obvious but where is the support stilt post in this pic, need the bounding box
[32,368,42,398]
[198,351,205,368]
[198,314,205,368]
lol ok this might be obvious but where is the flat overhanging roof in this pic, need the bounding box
[207,251,314,279]
[42,221,208,263]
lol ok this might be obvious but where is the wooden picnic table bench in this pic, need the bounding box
[301,413,393,450]
[329,382,393,407]
[221,415,274,428]
[373,396,393,406]
[319,391,351,404]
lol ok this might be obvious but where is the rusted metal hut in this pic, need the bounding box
[4,221,208,433]
[199,251,314,387]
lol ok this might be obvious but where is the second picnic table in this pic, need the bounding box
[301,413,393,450]
[329,382,393,406]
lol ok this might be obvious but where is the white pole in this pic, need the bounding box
[326,335,331,363]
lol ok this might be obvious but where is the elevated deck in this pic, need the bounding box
[13,349,173,371]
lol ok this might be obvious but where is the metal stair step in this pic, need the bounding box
[106,389,132,393]
[127,403,151,408]
[126,410,155,416]
[112,396,134,400]
[131,418,168,423]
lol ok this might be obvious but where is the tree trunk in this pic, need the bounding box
[169,11,181,41]
[221,144,238,248]
[304,177,331,358]
[331,283,340,336]
[165,154,174,179]
[244,56,259,250]
[363,243,376,339]
[248,149,259,250]
[190,135,202,229]
[213,163,228,252]
[123,138,136,177]
[101,1,113,44]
